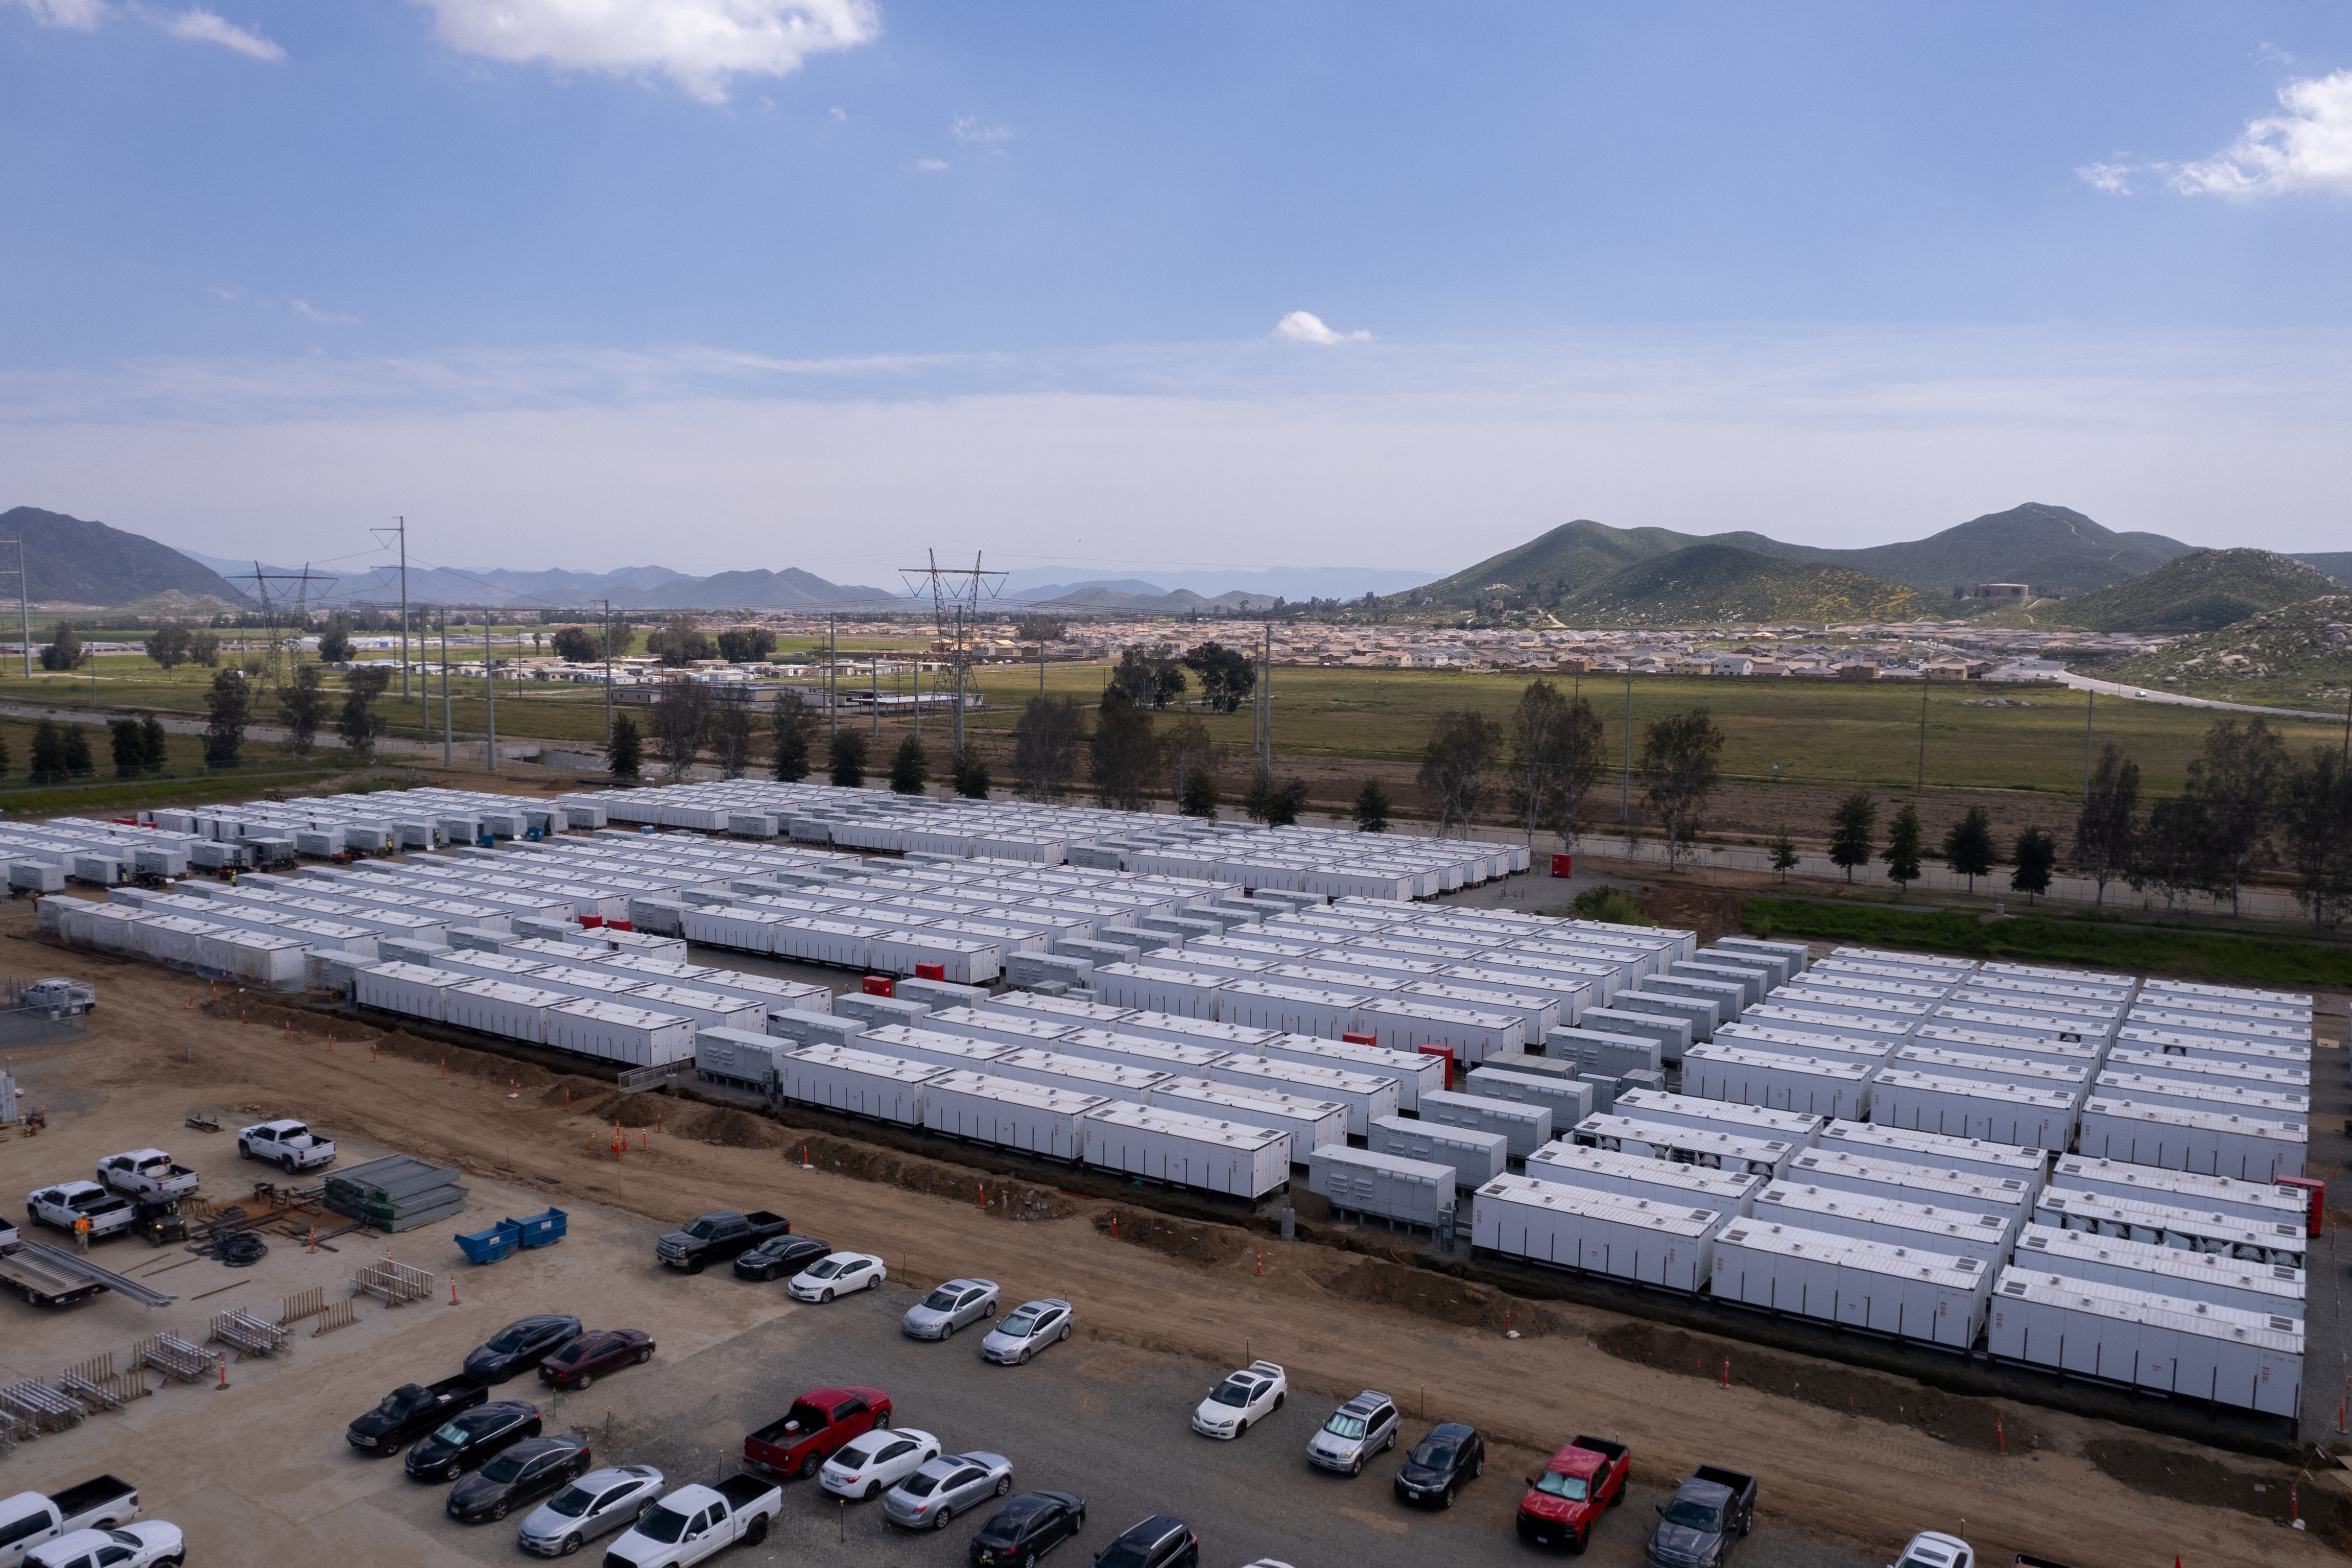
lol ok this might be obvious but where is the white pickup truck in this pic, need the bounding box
[21,979,93,1017]
[596,1476,780,1566]
[0,1477,141,1568]
[237,1119,335,1173]
[23,1181,135,1242]
[94,1150,199,1203]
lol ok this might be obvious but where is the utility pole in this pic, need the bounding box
[828,614,838,741]
[954,607,965,754]
[870,644,878,736]
[2080,687,2096,806]
[1915,681,1929,792]
[440,606,452,767]
[372,516,409,702]
[484,612,496,772]
[3,537,30,678]
[600,598,614,742]
[1621,670,1633,821]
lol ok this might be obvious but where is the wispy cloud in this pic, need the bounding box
[3,0,110,28]
[156,7,282,60]
[913,157,947,172]
[1273,310,1370,346]
[952,115,1011,147]
[291,299,360,324]
[2170,69,2352,197]
[2074,161,2137,195]
[414,0,881,104]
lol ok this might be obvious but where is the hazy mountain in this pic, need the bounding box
[1017,585,1283,616]
[2040,549,2345,633]
[2,507,256,609]
[999,565,1435,603]
[1552,544,1944,627]
[1414,503,2202,607]
[172,550,899,610]
[2291,552,2352,583]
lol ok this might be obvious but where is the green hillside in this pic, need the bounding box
[2050,549,2343,633]
[1552,543,1944,627]
[2103,595,2352,705]
[1412,519,1710,601]
[0,506,255,609]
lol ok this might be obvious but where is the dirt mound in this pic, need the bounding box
[368,1030,564,1091]
[1594,1322,2043,1451]
[1633,884,1747,944]
[200,994,381,1042]
[1088,1207,1252,1269]
[788,1134,1078,1222]
[586,1091,666,1128]
[1322,1254,1553,1336]
[680,1106,778,1148]
[2082,1436,2347,1546]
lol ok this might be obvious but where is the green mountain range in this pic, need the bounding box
[2104,595,2352,700]
[2042,549,2345,633]
[1414,503,2198,608]
[0,506,254,609]
[1549,543,1945,627]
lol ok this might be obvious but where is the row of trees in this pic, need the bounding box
[1821,793,2063,901]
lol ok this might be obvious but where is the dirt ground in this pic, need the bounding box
[0,912,2336,1568]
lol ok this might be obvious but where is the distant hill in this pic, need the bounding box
[999,565,1434,603]
[2292,552,2352,583]
[173,550,898,610]
[2,507,256,610]
[1411,503,2200,609]
[2104,595,2352,696]
[1552,544,1944,627]
[1019,585,1282,616]
[2048,549,2344,633]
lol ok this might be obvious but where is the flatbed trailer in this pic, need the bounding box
[0,1243,107,1306]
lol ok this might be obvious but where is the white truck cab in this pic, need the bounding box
[94,1152,198,1203]
[23,1182,134,1240]
[237,1120,335,1173]
[1892,1531,1974,1568]
[21,979,93,1016]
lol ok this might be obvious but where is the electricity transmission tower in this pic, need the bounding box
[230,563,332,695]
[898,551,1005,754]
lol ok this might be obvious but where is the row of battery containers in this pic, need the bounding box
[35,899,308,986]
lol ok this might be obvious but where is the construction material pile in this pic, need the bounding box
[324,1155,467,1233]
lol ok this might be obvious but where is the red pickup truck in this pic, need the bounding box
[743,1386,893,1480]
[1515,1434,1630,1553]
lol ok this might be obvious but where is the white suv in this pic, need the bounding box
[1190,1360,1286,1439]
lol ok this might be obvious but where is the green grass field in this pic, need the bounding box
[10,652,2346,799]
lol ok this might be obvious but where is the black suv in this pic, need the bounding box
[463,1315,583,1382]
[1392,1421,1484,1508]
[735,1234,831,1282]
[1094,1514,1197,1568]
[971,1489,1086,1566]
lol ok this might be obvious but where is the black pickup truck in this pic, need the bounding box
[655,1210,789,1273]
[1646,1464,1755,1568]
[347,1375,490,1457]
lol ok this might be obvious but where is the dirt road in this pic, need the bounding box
[0,919,2329,1568]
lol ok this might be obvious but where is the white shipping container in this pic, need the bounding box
[922,1005,1077,1051]
[1817,1120,2048,1189]
[1056,1029,1231,1076]
[2013,1224,2304,1317]
[781,1043,942,1125]
[1911,1025,2103,1074]
[977,991,1137,1031]
[2091,1073,2309,1128]
[1523,1141,1764,1218]
[1419,1086,1553,1159]
[1714,1025,1890,1072]
[1572,1114,1801,1180]
[2047,1157,2309,1230]
[1156,1078,1347,1155]
[989,1047,1171,1103]
[696,1026,789,1087]
[443,977,562,1044]
[1780,1147,2037,1218]
[1465,1066,1592,1132]
[1082,1102,1290,1200]
[1208,1055,1398,1135]
[1351,997,1526,1064]
[1867,1071,2078,1152]
[1988,1268,2301,1417]
[1091,963,1229,1018]
[1711,1222,1992,1348]
[1251,1033,1447,1113]
[1366,1113,1508,1189]
[1105,1009,1280,1054]
[922,1070,1105,1161]
[544,997,697,1067]
[2076,1098,2306,1183]
[2033,1186,2306,1268]
[1308,1146,1457,1230]
[1611,1088,1827,1149]
[1217,978,1365,1039]
[1740,1005,1911,1052]
[355,960,468,1024]
[1753,1182,2017,1261]
[1892,1046,2089,1096]
[854,1023,1014,1075]
[1679,1044,1876,1122]
[1472,1175,1721,1292]
[2113,1028,2310,1071]
[2102,1047,2308,1094]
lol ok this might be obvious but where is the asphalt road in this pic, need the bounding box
[356,1268,1884,1568]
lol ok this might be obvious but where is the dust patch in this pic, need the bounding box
[1322,1254,1556,1338]
[1594,1322,2043,1451]
[1088,1207,1252,1269]
[199,994,381,1042]
[785,1133,1079,1222]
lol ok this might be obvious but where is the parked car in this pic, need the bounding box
[1646,1464,1755,1568]
[1090,1514,1198,1568]
[1190,1359,1286,1439]
[536,1329,654,1391]
[405,1400,543,1483]
[22,1525,182,1568]
[1393,1421,1483,1508]
[1891,1533,1976,1568]
[903,1277,1000,1340]
[787,1251,887,1302]
[597,1475,781,1567]
[515,1463,665,1559]
[0,1480,141,1568]
[743,1386,893,1480]
[24,1182,134,1242]
[1306,1391,1399,1476]
[883,1452,1014,1532]
[236,1118,335,1172]
[1516,1435,1630,1552]
[734,1234,830,1282]
[448,1434,593,1524]
[93,1151,198,1203]
[347,1375,489,1456]
[970,1490,1086,1567]
[819,1428,942,1501]
[464,1314,585,1382]
[655,1209,790,1273]
[981,1299,1074,1366]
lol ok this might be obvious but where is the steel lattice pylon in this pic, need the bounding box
[898,551,1005,753]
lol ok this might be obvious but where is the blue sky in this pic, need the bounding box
[3,1,2348,588]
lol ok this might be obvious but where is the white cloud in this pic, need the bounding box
[1273,310,1369,345]
[951,114,1010,146]
[415,0,880,104]
[290,299,360,324]
[2074,161,2137,195]
[913,157,946,171]
[157,8,283,59]
[2171,69,2352,197]
[828,104,845,121]
[4,0,109,26]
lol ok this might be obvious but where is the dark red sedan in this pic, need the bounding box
[536,1329,655,1391]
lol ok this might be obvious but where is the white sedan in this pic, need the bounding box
[980,1299,1074,1366]
[819,1427,942,1501]
[787,1251,888,1303]
[27,1523,185,1568]
[1190,1359,1287,1439]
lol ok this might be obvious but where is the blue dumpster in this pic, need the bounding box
[508,1207,567,1249]
[457,1220,521,1265]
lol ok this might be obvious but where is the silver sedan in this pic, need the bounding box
[981,1299,1073,1366]
[515,1463,664,1557]
[901,1277,1000,1341]
[881,1451,1014,1531]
